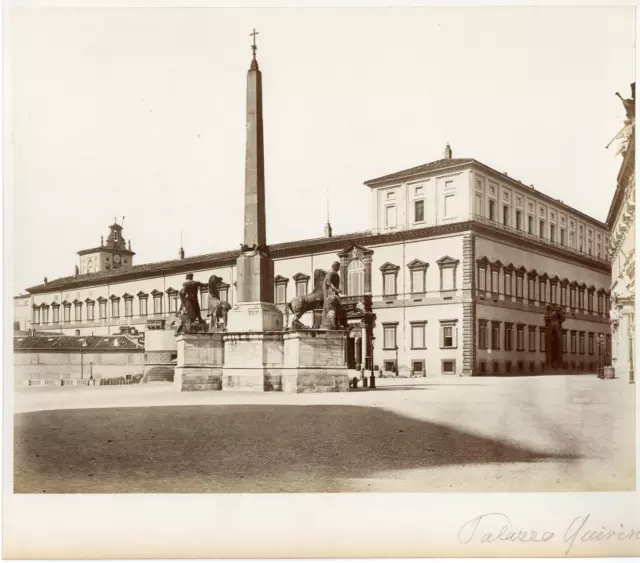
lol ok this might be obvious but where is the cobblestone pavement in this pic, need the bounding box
[13,376,635,493]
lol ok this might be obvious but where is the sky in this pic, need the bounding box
[8,6,635,294]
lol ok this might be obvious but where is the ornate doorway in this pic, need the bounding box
[544,305,565,370]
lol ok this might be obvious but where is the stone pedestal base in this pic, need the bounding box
[174,333,224,391]
[282,330,348,393]
[222,330,284,391]
[226,301,284,332]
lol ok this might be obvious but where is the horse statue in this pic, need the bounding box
[288,267,349,330]
[288,269,326,329]
[207,275,232,332]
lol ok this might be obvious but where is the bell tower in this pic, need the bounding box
[77,218,136,274]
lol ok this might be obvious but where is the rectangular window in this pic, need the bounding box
[125,299,133,317]
[412,360,424,374]
[411,269,424,293]
[475,193,483,216]
[560,229,565,245]
[440,321,457,349]
[442,360,456,375]
[539,220,545,238]
[570,232,574,248]
[296,281,307,297]
[414,200,425,223]
[385,205,397,228]
[528,278,535,300]
[504,323,513,351]
[444,194,455,218]
[41,307,49,324]
[571,288,576,308]
[588,240,592,255]
[111,300,119,318]
[516,275,523,298]
[516,325,524,351]
[139,298,148,316]
[571,331,577,354]
[588,292,593,312]
[550,224,555,243]
[478,267,486,291]
[441,267,455,291]
[33,307,40,325]
[528,215,533,234]
[276,284,287,304]
[516,210,522,230]
[491,322,501,350]
[200,291,208,312]
[168,294,178,313]
[154,295,163,315]
[383,325,397,349]
[52,307,60,324]
[74,303,82,322]
[562,330,568,353]
[99,302,107,319]
[220,288,229,303]
[383,273,397,296]
[503,206,509,226]
[596,243,601,258]
[63,305,71,323]
[504,273,512,296]
[384,360,397,373]
[588,333,594,355]
[478,321,488,349]
[491,271,499,293]
[540,328,546,352]
[489,200,496,221]
[443,326,453,348]
[528,327,536,351]
[539,281,546,304]
[579,332,585,354]
[411,323,426,349]
[87,303,94,321]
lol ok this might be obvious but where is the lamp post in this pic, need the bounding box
[597,334,605,379]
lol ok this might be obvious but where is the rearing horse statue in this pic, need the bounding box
[207,275,232,332]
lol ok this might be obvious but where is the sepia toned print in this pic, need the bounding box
[11,8,635,501]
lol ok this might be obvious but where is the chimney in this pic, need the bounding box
[444,142,452,159]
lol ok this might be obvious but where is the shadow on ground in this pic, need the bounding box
[15,405,577,493]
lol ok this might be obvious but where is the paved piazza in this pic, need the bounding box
[14,376,635,493]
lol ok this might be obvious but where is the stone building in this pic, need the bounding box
[18,144,612,377]
[14,332,144,385]
[607,83,635,383]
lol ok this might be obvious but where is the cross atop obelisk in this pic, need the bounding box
[250,28,259,70]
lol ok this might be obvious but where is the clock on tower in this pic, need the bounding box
[113,254,122,268]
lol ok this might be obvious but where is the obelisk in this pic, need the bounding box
[223,31,284,391]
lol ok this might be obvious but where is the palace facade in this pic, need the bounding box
[17,146,612,378]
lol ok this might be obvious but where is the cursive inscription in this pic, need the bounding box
[459,513,640,555]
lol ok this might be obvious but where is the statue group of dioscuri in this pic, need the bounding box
[174,261,347,334]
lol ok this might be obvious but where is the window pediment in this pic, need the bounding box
[379,262,400,273]
[96,296,107,303]
[274,275,289,284]
[437,255,460,267]
[84,298,95,304]
[122,293,133,300]
[292,272,310,282]
[407,259,429,270]
[338,244,373,260]
[109,294,121,301]
[72,299,83,305]
[503,263,516,273]
[538,273,549,282]
[137,291,148,299]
